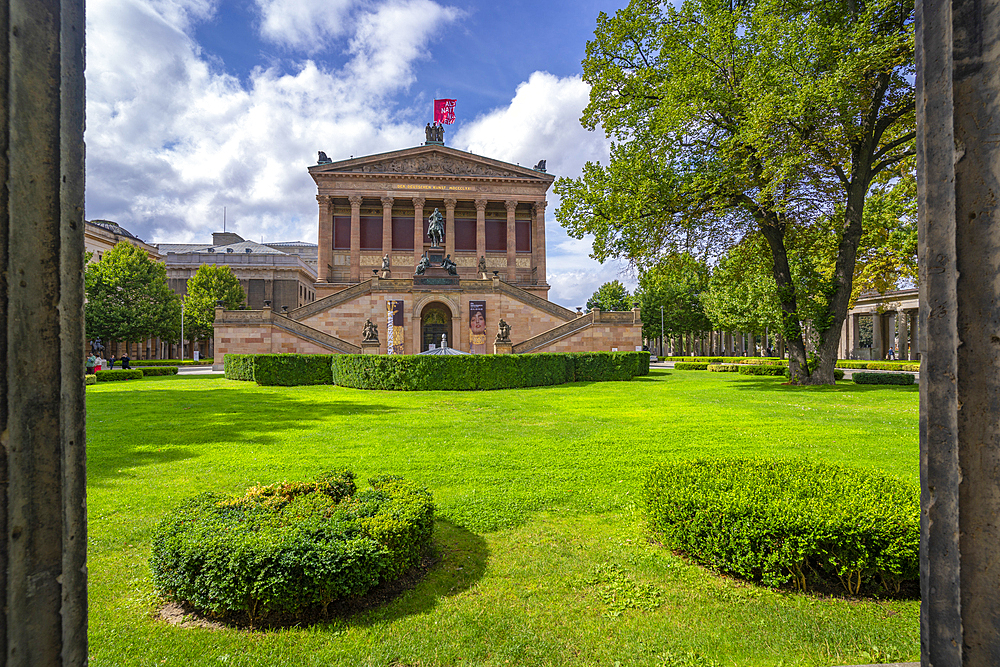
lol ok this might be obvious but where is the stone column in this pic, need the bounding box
[839,318,849,359]
[851,313,860,358]
[872,312,884,360]
[475,198,488,260]
[909,310,918,361]
[412,197,425,268]
[316,195,333,282]
[381,196,393,267]
[917,0,1000,659]
[2,0,88,663]
[886,311,896,358]
[349,195,362,282]
[444,198,457,258]
[532,201,547,285]
[898,308,909,362]
[505,200,517,281]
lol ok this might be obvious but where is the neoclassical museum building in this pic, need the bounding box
[212,140,641,368]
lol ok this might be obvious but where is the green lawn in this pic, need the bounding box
[87,369,920,666]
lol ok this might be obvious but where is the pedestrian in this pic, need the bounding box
[109,355,116,369]
[887,346,895,360]
[121,352,130,369]
[85,353,96,374]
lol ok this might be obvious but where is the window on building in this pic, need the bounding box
[486,220,506,252]
[455,217,476,250]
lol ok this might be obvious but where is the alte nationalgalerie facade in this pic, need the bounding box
[212,142,641,368]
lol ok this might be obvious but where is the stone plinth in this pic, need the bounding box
[494,341,513,354]
[361,341,381,354]
[414,265,459,288]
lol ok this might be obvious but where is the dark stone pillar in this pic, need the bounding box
[917,0,1000,662]
[1,0,88,664]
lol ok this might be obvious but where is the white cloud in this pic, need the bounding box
[85,0,459,244]
[255,0,357,53]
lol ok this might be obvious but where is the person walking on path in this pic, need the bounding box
[86,354,96,374]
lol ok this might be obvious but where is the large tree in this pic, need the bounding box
[586,279,633,312]
[636,253,713,354]
[85,241,181,351]
[183,264,246,343]
[556,0,914,383]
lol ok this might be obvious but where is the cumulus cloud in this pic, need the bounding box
[85,0,459,244]
[255,0,357,51]
[453,72,626,307]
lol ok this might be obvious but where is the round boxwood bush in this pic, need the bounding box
[150,471,434,623]
[645,457,919,597]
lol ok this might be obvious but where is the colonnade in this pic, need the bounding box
[316,195,547,284]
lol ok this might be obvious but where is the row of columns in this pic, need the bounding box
[659,330,777,357]
[841,309,919,360]
[316,195,547,284]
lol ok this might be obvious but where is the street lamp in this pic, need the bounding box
[180,296,185,362]
[659,307,665,356]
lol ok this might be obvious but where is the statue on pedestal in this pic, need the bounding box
[414,252,430,276]
[478,255,487,278]
[362,319,379,343]
[496,319,511,343]
[441,254,458,275]
[427,208,444,247]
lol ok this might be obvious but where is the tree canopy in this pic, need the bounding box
[586,280,633,312]
[557,0,914,383]
[85,242,181,346]
[636,253,712,343]
[183,264,246,342]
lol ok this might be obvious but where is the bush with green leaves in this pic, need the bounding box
[782,367,844,381]
[738,364,785,376]
[674,362,710,370]
[150,471,434,623]
[572,351,649,381]
[85,374,97,385]
[738,358,787,366]
[644,458,919,597]
[254,354,335,386]
[708,363,740,372]
[331,353,575,390]
[853,372,915,386]
[136,366,178,377]
[224,354,255,381]
[95,369,144,382]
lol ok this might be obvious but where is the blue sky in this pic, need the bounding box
[84,0,633,308]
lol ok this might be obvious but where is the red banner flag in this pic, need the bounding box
[434,99,456,124]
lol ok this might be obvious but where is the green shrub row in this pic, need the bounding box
[836,360,920,371]
[95,369,144,382]
[150,471,434,622]
[85,374,96,385]
[853,371,915,386]
[738,358,788,366]
[136,366,178,376]
[708,363,741,372]
[254,354,335,386]
[644,457,919,597]
[671,356,782,363]
[738,365,785,376]
[782,367,845,381]
[226,351,650,390]
[674,362,710,370]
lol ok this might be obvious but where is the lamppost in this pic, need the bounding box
[180,296,185,362]
[660,305,664,357]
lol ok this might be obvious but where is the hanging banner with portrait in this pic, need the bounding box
[386,300,404,355]
[469,300,487,354]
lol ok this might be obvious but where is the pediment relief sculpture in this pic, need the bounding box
[345,154,527,178]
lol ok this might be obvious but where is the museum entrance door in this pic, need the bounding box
[420,303,453,351]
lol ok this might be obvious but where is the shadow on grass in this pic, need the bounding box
[86,383,405,486]
[727,376,919,394]
[333,518,489,628]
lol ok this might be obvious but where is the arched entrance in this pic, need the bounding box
[420,302,453,351]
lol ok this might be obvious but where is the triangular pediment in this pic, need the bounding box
[309,145,551,181]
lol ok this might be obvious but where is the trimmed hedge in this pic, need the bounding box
[738,358,787,366]
[137,366,178,376]
[708,363,741,372]
[224,354,255,381]
[836,360,921,371]
[674,362,709,370]
[254,354,335,386]
[331,353,575,391]
[644,457,919,597]
[150,471,434,623]
[85,374,96,385]
[738,364,785,376]
[782,367,845,381]
[226,351,649,390]
[853,371,915,386]
[95,369,144,382]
